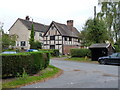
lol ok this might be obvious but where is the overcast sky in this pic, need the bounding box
[0,0,101,33]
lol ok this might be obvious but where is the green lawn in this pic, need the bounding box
[2,65,61,88]
[65,57,98,63]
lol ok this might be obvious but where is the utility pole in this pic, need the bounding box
[118,2,120,35]
[94,6,96,19]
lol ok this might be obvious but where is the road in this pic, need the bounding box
[21,59,119,88]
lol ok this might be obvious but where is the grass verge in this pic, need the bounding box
[2,65,62,88]
[65,57,98,64]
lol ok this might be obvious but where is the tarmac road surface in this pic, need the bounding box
[21,59,119,88]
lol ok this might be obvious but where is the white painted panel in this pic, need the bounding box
[55,36,58,40]
[51,41,54,44]
[59,41,62,44]
[47,36,50,40]
[55,45,58,49]
[59,45,62,54]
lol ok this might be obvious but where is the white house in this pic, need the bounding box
[9,17,48,49]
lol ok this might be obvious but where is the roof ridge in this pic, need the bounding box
[18,18,48,32]
[18,18,48,26]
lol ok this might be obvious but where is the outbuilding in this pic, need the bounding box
[89,43,114,61]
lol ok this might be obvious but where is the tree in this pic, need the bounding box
[80,18,109,46]
[1,33,17,50]
[29,23,42,49]
[29,24,35,49]
[97,1,120,43]
[31,41,42,49]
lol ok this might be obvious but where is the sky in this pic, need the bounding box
[0,0,101,33]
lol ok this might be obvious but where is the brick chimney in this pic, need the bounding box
[67,20,73,27]
[25,16,30,21]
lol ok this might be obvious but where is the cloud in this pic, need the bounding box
[0,0,100,33]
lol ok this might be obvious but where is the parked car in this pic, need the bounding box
[98,53,120,65]
[2,51,17,54]
[26,49,38,52]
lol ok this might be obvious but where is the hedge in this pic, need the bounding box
[39,49,59,57]
[1,52,50,78]
[70,48,91,57]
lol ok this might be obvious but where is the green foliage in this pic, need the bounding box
[17,68,29,80]
[2,65,60,88]
[2,34,17,50]
[40,49,59,57]
[30,41,42,49]
[97,2,120,43]
[29,24,35,49]
[81,18,108,46]
[1,52,50,78]
[114,40,120,53]
[70,48,91,57]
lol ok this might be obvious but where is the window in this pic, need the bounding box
[16,41,19,46]
[69,37,72,41]
[64,37,67,41]
[50,45,55,49]
[39,33,42,37]
[50,36,55,40]
[34,32,35,36]
[21,41,26,46]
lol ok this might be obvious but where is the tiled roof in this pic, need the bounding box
[89,43,110,48]
[19,18,49,33]
[53,21,79,37]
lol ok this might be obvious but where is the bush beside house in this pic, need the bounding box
[40,49,59,57]
[2,52,50,78]
[70,48,91,57]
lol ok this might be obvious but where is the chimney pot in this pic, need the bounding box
[25,16,30,21]
[67,20,73,27]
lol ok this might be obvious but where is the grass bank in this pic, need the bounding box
[2,65,62,88]
[65,57,98,64]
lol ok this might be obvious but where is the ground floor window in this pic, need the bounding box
[21,41,26,46]
[50,45,55,49]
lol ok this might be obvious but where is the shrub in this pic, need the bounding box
[1,52,50,78]
[114,44,120,52]
[39,49,59,57]
[70,48,91,57]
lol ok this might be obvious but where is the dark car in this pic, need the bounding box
[98,53,120,65]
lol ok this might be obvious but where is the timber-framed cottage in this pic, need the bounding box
[43,20,80,55]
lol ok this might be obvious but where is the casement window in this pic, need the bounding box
[50,36,55,40]
[50,45,55,49]
[21,41,26,46]
[69,37,72,41]
[34,32,35,36]
[64,37,67,41]
[16,41,19,46]
[39,32,42,37]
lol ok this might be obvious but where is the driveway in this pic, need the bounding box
[21,58,119,88]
